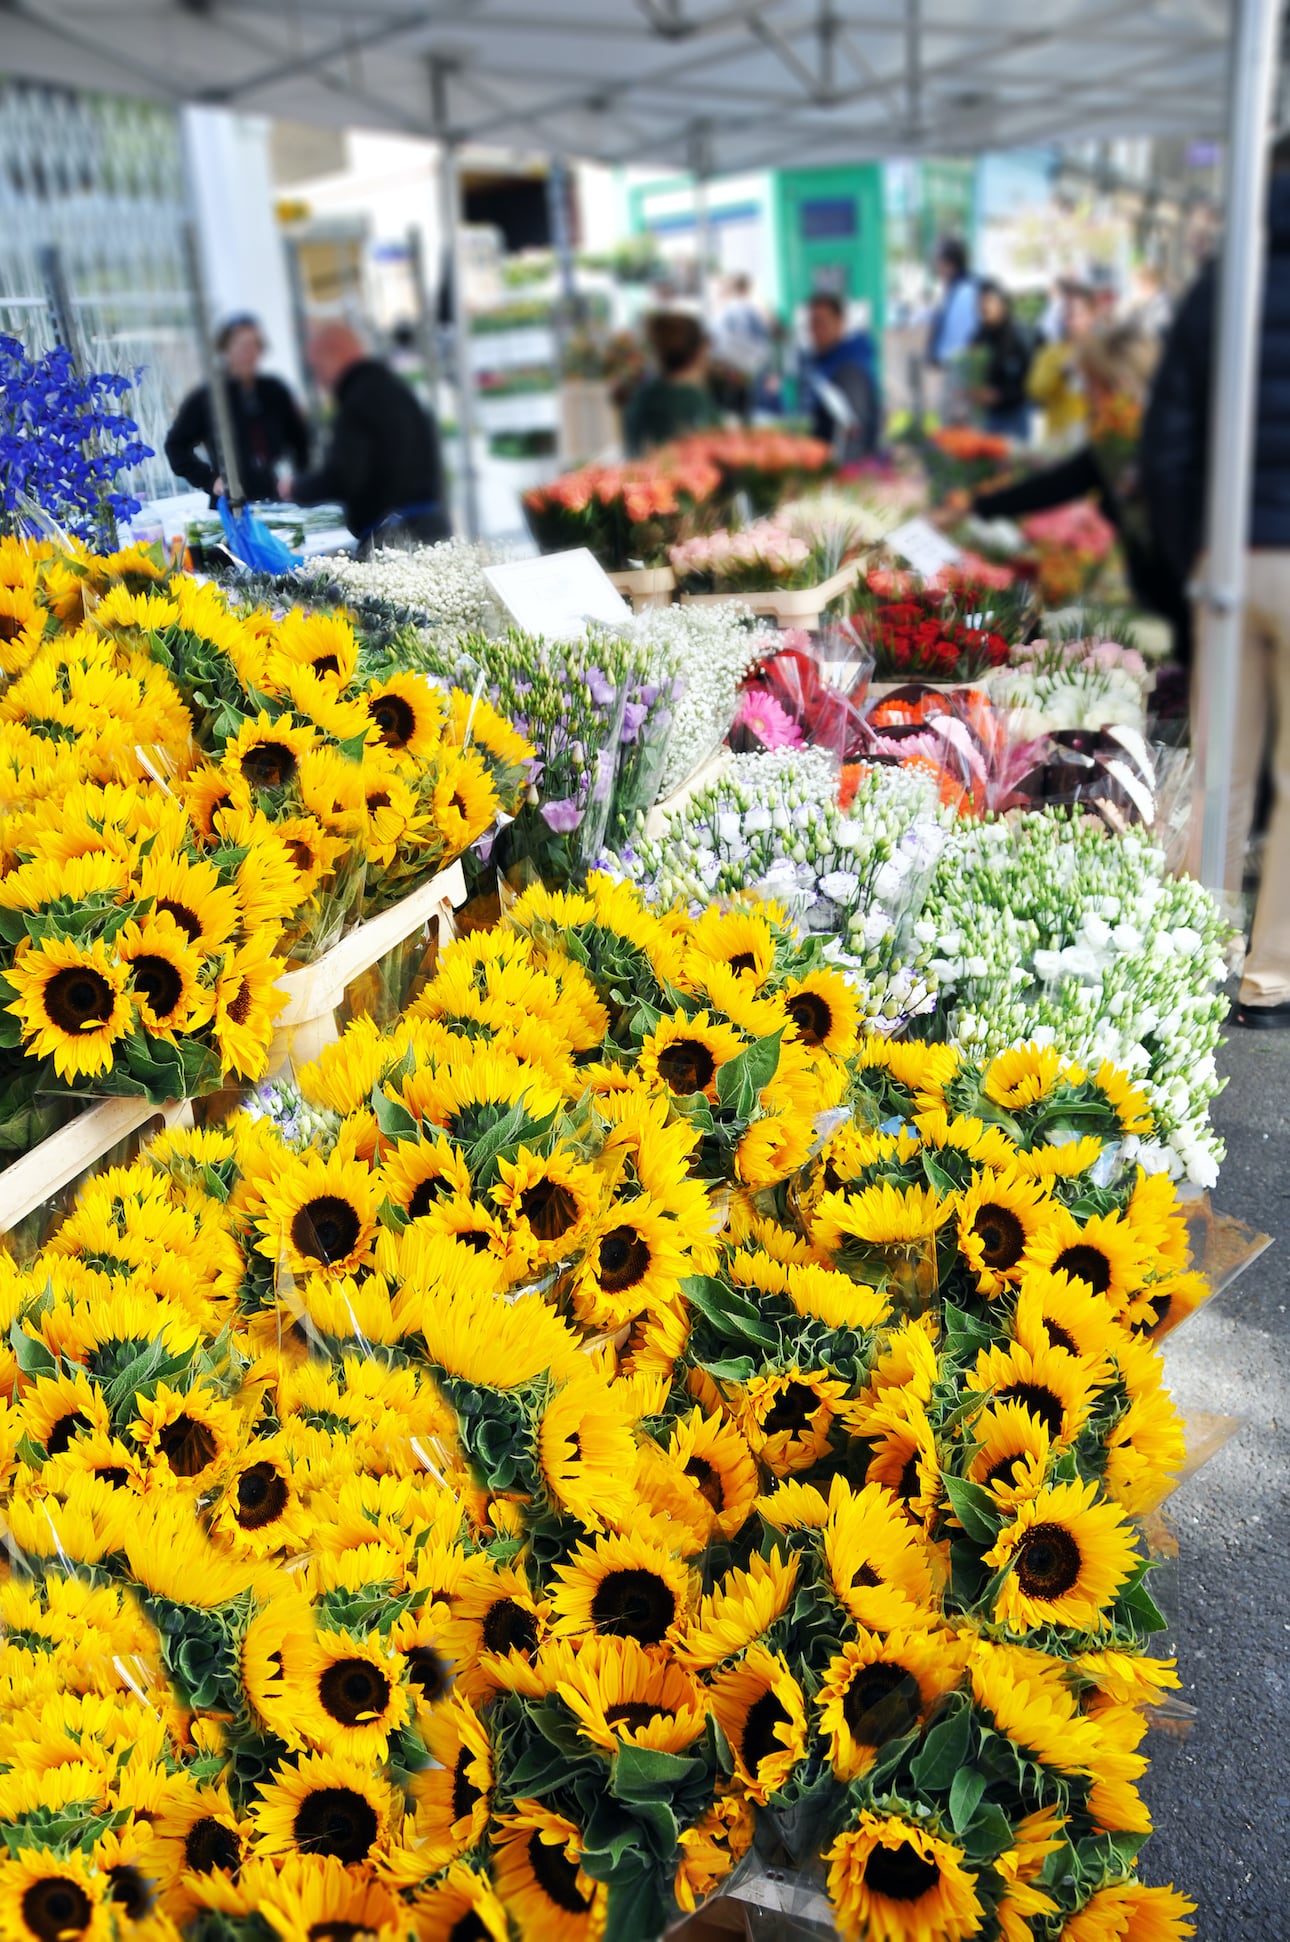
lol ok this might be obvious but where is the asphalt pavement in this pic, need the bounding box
[1139,1023,1290,1937]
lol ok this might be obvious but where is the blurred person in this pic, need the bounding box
[285,322,449,551]
[1087,261,1120,322]
[1142,132,1290,1028]
[623,311,722,454]
[969,281,1033,440]
[165,313,309,505]
[1027,281,1097,445]
[926,237,979,367]
[1127,262,1172,338]
[801,291,878,463]
[713,272,772,382]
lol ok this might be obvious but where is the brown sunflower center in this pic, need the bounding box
[308,1927,374,1942]
[405,1645,452,1700]
[95,1465,129,1487]
[184,1817,240,1873]
[972,1204,1026,1269]
[527,1828,589,1914]
[44,967,115,1034]
[370,693,417,748]
[518,1178,579,1242]
[108,1866,152,1920]
[312,654,341,677]
[451,1748,484,1823]
[982,1452,1026,1493]
[740,1687,791,1773]
[240,740,298,790]
[318,1657,391,1727]
[788,990,832,1048]
[292,1194,362,1265]
[728,951,759,976]
[132,953,185,1021]
[1015,1521,1082,1597]
[0,613,25,643]
[590,1567,677,1647]
[605,1700,663,1734]
[226,977,254,1026]
[366,791,391,812]
[995,1381,1064,1440]
[155,897,203,943]
[599,1225,650,1293]
[20,1877,93,1941]
[1043,1319,1080,1355]
[45,1410,90,1456]
[896,1451,921,1504]
[157,1413,218,1477]
[407,1178,440,1221]
[449,1915,493,1942]
[684,1453,724,1513]
[853,1563,882,1589]
[762,1381,819,1436]
[842,1663,921,1744]
[481,1599,539,1656]
[236,1460,290,1529]
[1052,1243,1113,1295]
[294,1786,379,1863]
[863,1839,941,1902]
[1132,1293,1170,1336]
[656,1038,717,1095]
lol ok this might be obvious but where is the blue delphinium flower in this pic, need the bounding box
[0,334,153,545]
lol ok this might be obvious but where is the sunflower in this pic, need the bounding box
[363,671,445,760]
[965,1401,1052,1511]
[969,1638,1104,1771]
[491,1144,604,1265]
[249,1750,396,1865]
[964,1337,1103,1447]
[209,1440,307,1557]
[417,1281,584,1390]
[985,1478,1140,1633]
[16,1367,112,1458]
[686,905,777,986]
[817,1627,969,1780]
[256,1149,380,1280]
[857,1393,942,1531]
[1120,1270,1210,1342]
[665,1406,760,1541]
[1059,1880,1196,1941]
[982,1043,1063,1109]
[955,1168,1052,1297]
[0,1847,108,1942]
[549,1529,692,1650]
[412,1863,510,1942]
[1023,1207,1147,1308]
[292,1626,411,1765]
[5,934,133,1080]
[1101,1387,1186,1517]
[781,967,860,1057]
[271,607,359,686]
[223,711,319,796]
[823,1481,937,1631]
[210,937,284,1081]
[117,912,210,1037]
[737,1368,850,1475]
[536,1374,636,1531]
[409,1690,493,1868]
[240,1855,407,1942]
[1013,1135,1106,1182]
[637,1009,747,1101]
[677,1549,798,1672]
[673,1788,754,1915]
[735,1107,817,1189]
[708,1642,808,1804]
[811,1181,952,1255]
[135,847,241,955]
[131,1380,244,1486]
[0,583,46,676]
[431,749,498,854]
[1013,1268,1128,1369]
[825,1811,982,1942]
[569,1195,690,1329]
[556,1634,706,1754]
[492,1804,604,1942]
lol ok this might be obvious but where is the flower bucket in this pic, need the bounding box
[607,564,676,611]
[679,559,859,626]
[0,1095,194,1239]
[270,858,467,1072]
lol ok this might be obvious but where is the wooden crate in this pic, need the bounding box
[679,560,859,627]
[0,1095,193,1236]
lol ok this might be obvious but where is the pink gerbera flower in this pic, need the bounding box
[734,688,803,751]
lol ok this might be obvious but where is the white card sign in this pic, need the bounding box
[484,548,630,638]
[886,517,963,580]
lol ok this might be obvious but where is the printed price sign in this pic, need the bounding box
[485,549,629,637]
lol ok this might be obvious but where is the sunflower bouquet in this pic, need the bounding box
[0,870,1206,1942]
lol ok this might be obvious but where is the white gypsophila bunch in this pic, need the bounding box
[241,1078,343,1156]
[628,604,772,797]
[728,744,839,803]
[917,811,1232,1183]
[301,538,513,635]
[603,754,948,1028]
[986,664,1148,737]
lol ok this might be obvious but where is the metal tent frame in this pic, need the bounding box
[0,0,1282,888]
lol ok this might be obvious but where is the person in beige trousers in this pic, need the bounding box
[1143,140,1290,1026]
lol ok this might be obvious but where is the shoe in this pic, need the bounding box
[1235,998,1290,1029]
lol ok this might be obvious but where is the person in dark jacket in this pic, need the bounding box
[969,282,1033,440]
[286,323,450,551]
[165,314,310,504]
[623,312,723,455]
[801,292,879,463]
[1142,146,1290,1027]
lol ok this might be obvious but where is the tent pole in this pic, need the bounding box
[1197,0,1282,891]
[431,59,479,542]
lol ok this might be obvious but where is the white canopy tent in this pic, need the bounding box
[1,0,1283,889]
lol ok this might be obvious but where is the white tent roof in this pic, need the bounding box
[3,0,1231,169]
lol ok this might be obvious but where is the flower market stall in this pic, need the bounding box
[0,384,1254,1942]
